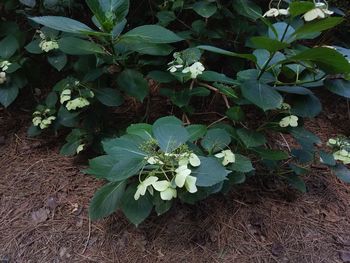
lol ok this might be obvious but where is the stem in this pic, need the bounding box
[257,23,291,80]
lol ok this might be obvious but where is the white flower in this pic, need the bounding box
[60,89,71,104]
[134,176,159,200]
[333,150,350,165]
[0,71,6,84]
[263,8,289,17]
[328,138,337,146]
[178,153,201,167]
[303,3,333,22]
[146,156,164,165]
[152,180,177,201]
[76,144,85,154]
[39,40,59,52]
[174,165,198,193]
[279,102,291,110]
[39,116,56,129]
[215,150,236,166]
[32,116,42,126]
[167,64,183,73]
[279,115,298,128]
[66,97,90,111]
[182,62,205,79]
[0,61,11,71]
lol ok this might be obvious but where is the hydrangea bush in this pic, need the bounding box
[1,0,350,225]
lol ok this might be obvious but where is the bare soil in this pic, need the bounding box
[1,98,350,263]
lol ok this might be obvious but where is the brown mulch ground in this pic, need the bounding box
[1,98,350,263]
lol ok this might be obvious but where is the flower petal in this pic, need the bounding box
[189,153,201,167]
[152,180,170,192]
[185,176,198,193]
[160,188,177,201]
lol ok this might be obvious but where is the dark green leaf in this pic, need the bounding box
[250,36,289,52]
[121,185,153,226]
[287,175,307,193]
[241,80,283,111]
[192,157,229,187]
[319,151,336,166]
[58,37,105,55]
[226,106,245,121]
[325,79,350,99]
[253,147,289,160]
[198,45,256,62]
[117,69,148,101]
[229,154,254,173]
[294,17,344,39]
[186,124,207,142]
[201,128,231,153]
[47,52,67,71]
[95,88,124,106]
[152,116,189,152]
[89,181,126,220]
[332,165,350,183]
[193,1,217,18]
[0,35,19,59]
[237,128,266,148]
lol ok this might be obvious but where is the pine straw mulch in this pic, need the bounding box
[1,103,350,263]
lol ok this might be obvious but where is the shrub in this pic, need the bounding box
[1,0,350,225]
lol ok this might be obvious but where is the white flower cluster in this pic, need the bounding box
[279,115,298,128]
[303,2,333,22]
[263,0,333,21]
[59,82,94,111]
[167,52,205,79]
[134,152,201,201]
[32,109,56,129]
[328,138,350,165]
[38,30,59,52]
[0,61,11,85]
[263,8,289,18]
[214,150,236,166]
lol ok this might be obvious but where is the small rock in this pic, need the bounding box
[47,196,58,210]
[31,208,50,224]
[271,242,284,256]
[340,251,350,262]
[59,247,67,258]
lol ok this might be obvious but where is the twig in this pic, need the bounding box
[279,133,291,152]
[208,116,228,128]
[81,218,91,254]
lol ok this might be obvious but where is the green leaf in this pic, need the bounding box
[286,175,307,193]
[47,52,67,71]
[291,94,322,118]
[192,157,229,187]
[86,155,116,178]
[45,91,57,108]
[287,47,350,74]
[325,79,350,99]
[86,0,129,32]
[186,124,207,142]
[289,1,315,17]
[117,69,148,101]
[95,88,124,106]
[201,128,231,153]
[237,128,266,148]
[89,181,126,220]
[118,38,174,56]
[197,45,256,62]
[103,134,147,159]
[153,195,172,216]
[253,147,289,160]
[232,0,262,20]
[0,35,19,59]
[332,165,350,183]
[127,123,153,140]
[241,80,283,111]
[0,83,19,107]
[121,25,183,44]
[226,106,245,121]
[58,37,105,55]
[152,116,189,152]
[293,17,344,39]
[192,1,217,18]
[230,154,254,173]
[56,106,80,127]
[198,71,239,85]
[108,158,145,181]
[249,36,289,52]
[60,140,81,156]
[25,39,43,54]
[319,151,336,166]
[30,16,105,35]
[147,71,176,83]
[121,185,153,226]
